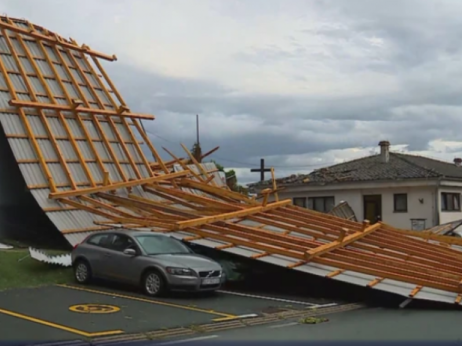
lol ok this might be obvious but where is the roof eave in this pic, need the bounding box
[249,176,446,191]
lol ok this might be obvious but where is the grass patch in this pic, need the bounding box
[0,249,74,291]
[0,238,29,249]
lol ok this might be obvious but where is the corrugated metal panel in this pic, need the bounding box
[328,201,357,222]
[334,271,378,286]
[18,163,46,185]
[47,210,105,230]
[222,246,263,257]
[374,279,417,297]
[413,287,458,304]
[31,189,64,209]
[93,142,111,160]
[294,263,338,276]
[256,255,297,267]
[76,141,95,160]
[87,163,104,181]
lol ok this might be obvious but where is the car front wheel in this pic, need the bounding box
[142,270,166,297]
[74,259,92,284]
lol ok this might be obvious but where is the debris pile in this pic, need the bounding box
[328,201,357,222]
[1,16,462,306]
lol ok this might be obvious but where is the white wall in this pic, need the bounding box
[276,185,437,230]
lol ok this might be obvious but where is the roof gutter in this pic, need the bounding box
[250,177,442,192]
[435,177,442,226]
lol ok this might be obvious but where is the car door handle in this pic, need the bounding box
[104,253,112,257]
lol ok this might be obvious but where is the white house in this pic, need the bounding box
[248,141,462,231]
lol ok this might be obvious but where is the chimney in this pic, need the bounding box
[454,158,462,167]
[378,140,390,163]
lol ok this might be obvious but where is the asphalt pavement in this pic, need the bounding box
[157,307,462,342]
[0,282,334,342]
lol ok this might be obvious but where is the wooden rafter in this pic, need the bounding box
[49,170,189,199]
[0,17,116,61]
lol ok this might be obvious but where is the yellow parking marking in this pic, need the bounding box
[57,284,237,321]
[0,307,123,337]
[69,304,120,314]
[213,316,246,322]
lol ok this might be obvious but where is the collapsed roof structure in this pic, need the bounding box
[2,16,462,306]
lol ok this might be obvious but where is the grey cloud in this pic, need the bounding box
[328,0,462,69]
[110,62,407,123]
[107,60,462,172]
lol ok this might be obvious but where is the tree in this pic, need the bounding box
[210,160,248,195]
[188,142,248,194]
[211,160,235,179]
[190,142,202,163]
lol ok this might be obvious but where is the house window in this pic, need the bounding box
[394,194,408,212]
[308,196,335,213]
[441,193,461,211]
[293,197,306,208]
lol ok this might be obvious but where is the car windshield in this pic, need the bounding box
[135,235,192,255]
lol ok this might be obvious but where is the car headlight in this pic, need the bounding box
[166,267,195,276]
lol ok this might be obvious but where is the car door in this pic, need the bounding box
[83,233,112,279]
[103,234,142,284]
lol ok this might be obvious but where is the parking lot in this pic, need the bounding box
[0,282,339,343]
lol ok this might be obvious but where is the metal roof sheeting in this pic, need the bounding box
[2,16,462,307]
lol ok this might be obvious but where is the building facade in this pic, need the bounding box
[248,141,462,230]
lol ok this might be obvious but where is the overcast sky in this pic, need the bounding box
[4,0,462,185]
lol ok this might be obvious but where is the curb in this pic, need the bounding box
[91,302,365,345]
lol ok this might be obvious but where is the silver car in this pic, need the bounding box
[71,230,226,296]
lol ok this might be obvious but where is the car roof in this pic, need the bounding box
[89,230,170,238]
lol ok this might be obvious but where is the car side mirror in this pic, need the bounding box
[123,248,137,256]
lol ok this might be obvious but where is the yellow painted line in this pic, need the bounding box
[56,284,237,321]
[0,307,123,337]
[213,316,244,322]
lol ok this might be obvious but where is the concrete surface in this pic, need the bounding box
[159,307,462,342]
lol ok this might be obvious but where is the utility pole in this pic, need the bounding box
[193,114,202,162]
[196,114,200,148]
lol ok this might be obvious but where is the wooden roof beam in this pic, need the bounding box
[49,170,189,199]
[98,192,199,219]
[127,194,208,217]
[59,198,123,222]
[162,146,206,183]
[178,178,259,205]
[141,186,213,211]
[144,184,242,211]
[0,19,117,61]
[304,222,382,261]
[180,143,218,186]
[9,100,154,120]
[79,196,139,219]
[175,200,291,230]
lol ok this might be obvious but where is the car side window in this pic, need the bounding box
[87,234,109,247]
[107,234,137,252]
